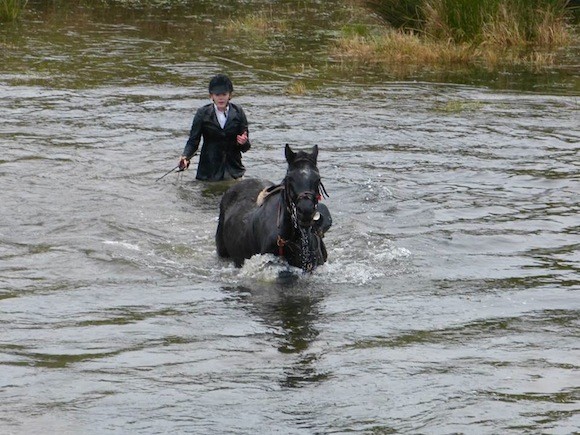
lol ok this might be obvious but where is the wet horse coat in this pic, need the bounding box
[216,144,331,271]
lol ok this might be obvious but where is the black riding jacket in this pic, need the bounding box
[182,102,251,181]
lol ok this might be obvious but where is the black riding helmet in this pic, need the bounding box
[209,74,234,94]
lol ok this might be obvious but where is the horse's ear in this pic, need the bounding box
[311,145,318,163]
[285,143,296,164]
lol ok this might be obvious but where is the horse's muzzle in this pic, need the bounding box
[296,200,319,227]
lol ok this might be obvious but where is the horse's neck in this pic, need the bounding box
[277,191,296,239]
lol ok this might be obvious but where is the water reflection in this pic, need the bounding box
[224,284,329,388]
[198,179,240,198]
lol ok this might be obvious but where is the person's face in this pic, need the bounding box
[211,92,230,111]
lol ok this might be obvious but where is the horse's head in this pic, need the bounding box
[284,143,323,227]
[282,144,330,272]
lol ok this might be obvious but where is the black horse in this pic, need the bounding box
[216,144,331,272]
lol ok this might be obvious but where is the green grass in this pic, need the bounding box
[367,0,573,46]
[0,0,27,22]
[366,0,425,30]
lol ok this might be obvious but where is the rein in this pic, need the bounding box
[276,176,328,259]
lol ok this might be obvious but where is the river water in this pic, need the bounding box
[1,2,579,434]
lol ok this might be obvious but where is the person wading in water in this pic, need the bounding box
[179,74,251,181]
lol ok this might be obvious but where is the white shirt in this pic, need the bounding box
[214,104,229,129]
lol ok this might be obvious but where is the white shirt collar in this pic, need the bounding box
[214,103,229,128]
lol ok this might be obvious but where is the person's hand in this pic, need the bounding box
[236,131,248,145]
[178,156,190,171]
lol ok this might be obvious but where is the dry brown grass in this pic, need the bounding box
[333,18,576,73]
[223,10,288,36]
[285,81,307,96]
[531,8,572,47]
[333,30,474,67]
[481,3,572,48]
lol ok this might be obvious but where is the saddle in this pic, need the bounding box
[256,184,284,206]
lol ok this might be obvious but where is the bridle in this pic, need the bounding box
[276,163,328,261]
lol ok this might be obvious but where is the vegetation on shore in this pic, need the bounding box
[0,0,27,22]
[2,0,578,81]
[334,0,578,73]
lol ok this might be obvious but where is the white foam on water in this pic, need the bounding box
[315,260,386,285]
[211,241,413,287]
[307,232,413,285]
[238,254,301,283]
[375,246,412,262]
[102,240,141,251]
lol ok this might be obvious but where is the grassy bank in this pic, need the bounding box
[334,0,578,73]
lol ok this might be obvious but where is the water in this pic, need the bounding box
[1,2,579,434]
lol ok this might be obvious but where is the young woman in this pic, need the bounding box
[179,74,251,181]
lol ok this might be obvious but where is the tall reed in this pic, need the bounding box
[367,0,573,47]
[0,0,27,22]
[338,0,576,72]
[480,0,572,47]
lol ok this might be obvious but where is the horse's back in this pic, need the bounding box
[216,178,274,264]
[220,178,273,216]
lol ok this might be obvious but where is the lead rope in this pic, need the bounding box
[300,226,315,272]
